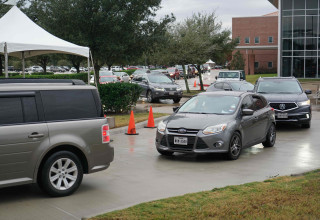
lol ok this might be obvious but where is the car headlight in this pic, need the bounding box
[158,121,166,133]
[176,87,182,91]
[298,100,310,106]
[203,124,227,135]
[154,87,165,91]
[170,73,174,76]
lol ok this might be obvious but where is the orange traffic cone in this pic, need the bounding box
[194,80,197,87]
[126,110,139,135]
[145,106,156,128]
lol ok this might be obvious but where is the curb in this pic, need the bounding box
[109,116,169,135]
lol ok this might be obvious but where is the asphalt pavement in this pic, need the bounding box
[1,109,320,219]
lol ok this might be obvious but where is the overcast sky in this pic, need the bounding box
[156,0,277,30]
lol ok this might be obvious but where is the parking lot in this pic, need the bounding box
[0,109,319,219]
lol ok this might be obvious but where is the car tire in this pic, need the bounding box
[262,124,276,148]
[157,148,174,156]
[38,151,83,197]
[301,122,311,129]
[226,132,242,160]
[173,98,181,103]
[147,90,154,103]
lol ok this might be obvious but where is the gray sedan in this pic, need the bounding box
[155,91,276,160]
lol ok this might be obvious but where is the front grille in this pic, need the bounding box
[269,102,298,111]
[167,135,195,151]
[167,128,199,135]
[196,138,209,149]
[165,88,176,91]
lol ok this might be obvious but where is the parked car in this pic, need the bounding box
[99,76,118,84]
[113,72,130,83]
[132,73,183,103]
[30,66,44,72]
[154,69,170,78]
[112,66,122,71]
[49,66,65,73]
[131,69,151,78]
[70,67,77,73]
[207,81,254,92]
[0,79,114,196]
[254,77,312,128]
[156,91,276,159]
[127,66,139,70]
[99,70,114,76]
[167,67,180,80]
[216,70,246,81]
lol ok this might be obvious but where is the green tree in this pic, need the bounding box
[230,50,245,70]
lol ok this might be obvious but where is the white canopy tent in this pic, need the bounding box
[0,6,91,84]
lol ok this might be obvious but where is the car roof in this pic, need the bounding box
[257,77,296,81]
[199,91,249,97]
[214,80,252,84]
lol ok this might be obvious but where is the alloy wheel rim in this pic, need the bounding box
[147,92,152,102]
[270,126,276,144]
[49,158,78,191]
[231,136,241,156]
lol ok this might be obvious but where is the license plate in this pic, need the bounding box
[169,91,175,95]
[277,113,288,119]
[174,137,188,145]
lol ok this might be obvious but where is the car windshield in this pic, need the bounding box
[218,72,239,78]
[148,74,173,83]
[230,82,254,91]
[100,77,116,82]
[99,71,113,76]
[257,80,302,94]
[178,95,240,115]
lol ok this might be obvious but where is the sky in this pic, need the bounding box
[156,0,277,31]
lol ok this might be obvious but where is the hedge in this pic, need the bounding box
[115,69,136,76]
[30,72,54,75]
[98,83,142,113]
[0,73,89,83]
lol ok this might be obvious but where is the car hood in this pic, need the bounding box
[217,78,239,81]
[151,82,179,89]
[165,113,233,130]
[260,93,308,103]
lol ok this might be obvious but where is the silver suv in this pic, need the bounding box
[0,79,114,197]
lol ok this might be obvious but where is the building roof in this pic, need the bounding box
[263,11,279,16]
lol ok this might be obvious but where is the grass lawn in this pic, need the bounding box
[108,112,168,128]
[246,73,277,84]
[91,170,320,220]
[183,90,203,97]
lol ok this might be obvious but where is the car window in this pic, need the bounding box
[218,72,240,78]
[133,76,142,82]
[241,95,254,110]
[257,80,303,94]
[223,83,232,90]
[41,90,98,121]
[147,74,172,83]
[253,96,266,110]
[230,82,254,91]
[214,83,224,89]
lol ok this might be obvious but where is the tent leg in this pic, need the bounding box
[4,43,8,78]
[87,56,90,85]
[90,51,97,88]
[22,51,25,78]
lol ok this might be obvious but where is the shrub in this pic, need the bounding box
[98,83,142,113]
[0,73,89,83]
[31,72,54,75]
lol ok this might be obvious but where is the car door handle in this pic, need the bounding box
[28,132,44,139]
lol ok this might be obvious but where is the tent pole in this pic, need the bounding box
[22,51,25,78]
[90,51,97,88]
[4,43,8,78]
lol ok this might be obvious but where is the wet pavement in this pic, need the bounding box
[0,111,320,219]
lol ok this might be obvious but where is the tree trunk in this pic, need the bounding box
[182,64,190,93]
[94,63,101,85]
[107,64,112,71]
[39,57,49,74]
[196,64,204,91]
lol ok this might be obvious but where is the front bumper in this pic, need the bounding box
[155,129,230,154]
[153,90,183,99]
[274,106,311,124]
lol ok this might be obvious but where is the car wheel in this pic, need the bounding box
[39,151,83,197]
[157,148,174,156]
[262,124,276,147]
[147,90,154,103]
[173,98,181,103]
[301,122,311,128]
[226,132,242,160]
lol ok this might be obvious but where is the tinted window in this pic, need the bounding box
[257,80,303,94]
[22,97,39,123]
[147,74,172,83]
[230,82,254,91]
[223,83,232,90]
[0,98,23,125]
[214,83,224,89]
[241,96,254,110]
[253,96,266,111]
[41,90,98,121]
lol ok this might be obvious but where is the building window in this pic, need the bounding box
[268,36,273,43]
[254,62,259,69]
[268,62,273,69]
[245,37,250,44]
[235,37,240,44]
[254,37,260,44]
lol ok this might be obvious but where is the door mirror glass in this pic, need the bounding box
[173,107,179,112]
[305,90,312,95]
[242,109,254,116]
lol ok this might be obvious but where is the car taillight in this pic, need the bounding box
[102,124,110,143]
[271,108,274,111]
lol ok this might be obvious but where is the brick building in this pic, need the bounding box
[232,12,278,75]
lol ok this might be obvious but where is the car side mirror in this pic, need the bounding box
[305,90,312,95]
[142,80,148,84]
[215,76,217,80]
[173,107,179,112]
[242,109,254,116]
